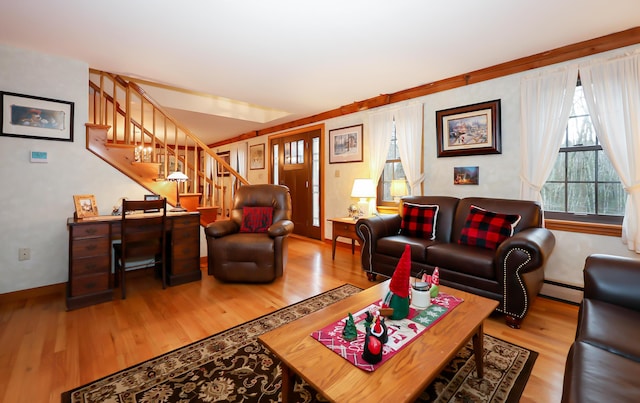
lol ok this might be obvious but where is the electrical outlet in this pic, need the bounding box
[19,248,30,261]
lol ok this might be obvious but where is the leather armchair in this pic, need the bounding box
[205,184,294,282]
[561,254,640,402]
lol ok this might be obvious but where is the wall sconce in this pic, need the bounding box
[390,179,408,203]
[351,178,376,217]
[167,171,189,212]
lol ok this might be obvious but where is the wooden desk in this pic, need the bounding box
[66,212,201,310]
[328,217,361,260]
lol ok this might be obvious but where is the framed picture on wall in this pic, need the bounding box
[249,144,265,170]
[329,124,363,164]
[1,91,74,142]
[217,151,231,176]
[436,99,501,157]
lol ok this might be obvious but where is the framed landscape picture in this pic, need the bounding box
[436,100,501,157]
[1,91,74,142]
[329,124,363,164]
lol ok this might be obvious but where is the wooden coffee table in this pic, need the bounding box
[258,280,499,402]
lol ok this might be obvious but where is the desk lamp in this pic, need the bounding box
[351,178,376,217]
[167,171,189,212]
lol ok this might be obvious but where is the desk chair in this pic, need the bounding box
[113,198,167,299]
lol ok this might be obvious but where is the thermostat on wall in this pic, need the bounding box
[30,151,48,163]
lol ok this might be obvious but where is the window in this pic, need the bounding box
[377,123,409,206]
[542,85,625,224]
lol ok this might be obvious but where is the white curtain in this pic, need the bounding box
[580,51,640,252]
[367,109,394,182]
[519,66,578,204]
[395,104,424,195]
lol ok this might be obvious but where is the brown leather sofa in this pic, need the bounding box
[356,196,556,328]
[561,254,640,402]
[205,184,294,283]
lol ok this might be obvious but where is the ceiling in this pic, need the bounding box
[2,1,639,145]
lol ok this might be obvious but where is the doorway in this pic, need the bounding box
[270,126,322,240]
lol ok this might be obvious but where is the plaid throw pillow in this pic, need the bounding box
[459,205,521,250]
[239,206,273,233]
[400,203,439,240]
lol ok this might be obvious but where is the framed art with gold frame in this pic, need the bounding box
[73,194,98,218]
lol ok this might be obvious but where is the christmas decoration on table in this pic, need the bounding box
[342,313,358,341]
[362,326,383,364]
[382,244,412,320]
[421,267,440,298]
[370,315,388,344]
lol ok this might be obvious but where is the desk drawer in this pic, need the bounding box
[72,237,110,258]
[172,239,199,260]
[69,273,109,297]
[71,223,109,238]
[72,255,109,276]
[173,214,199,229]
[172,257,200,275]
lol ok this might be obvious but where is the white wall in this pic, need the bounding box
[0,45,155,294]
[262,44,640,296]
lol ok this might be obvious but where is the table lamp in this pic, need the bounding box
[167,171,189,212]
[390,179,408,203]
[351,178,376,217]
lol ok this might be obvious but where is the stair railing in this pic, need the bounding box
[88,69,248,213]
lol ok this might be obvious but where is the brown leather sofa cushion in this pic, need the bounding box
[562,341,640,402]
[426,243,495,279]
[376,236,433,263]
[577,299,640,361]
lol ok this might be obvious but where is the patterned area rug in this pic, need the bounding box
[62,284,537,403]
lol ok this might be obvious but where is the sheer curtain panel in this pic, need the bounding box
[519,66,578,204]
[395,104,425,195]
[580,51,640,252]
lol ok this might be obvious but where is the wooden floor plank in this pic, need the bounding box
[0,236,577,403]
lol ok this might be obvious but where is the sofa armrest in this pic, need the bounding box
[495,227,556,323]
[497,227,556,271]
[205,220,238,238]
[356,214,402,272]
[268,219,295,238]
[584,254,640,311]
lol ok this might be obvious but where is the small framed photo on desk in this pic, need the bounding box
[73,194,98,219]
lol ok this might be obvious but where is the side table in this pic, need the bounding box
[328,217,361,260]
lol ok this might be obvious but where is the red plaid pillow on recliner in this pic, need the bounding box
[459,205,521,250]
[400,203,439,240]
[240,206,273,233]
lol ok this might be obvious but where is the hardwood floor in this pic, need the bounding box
[0,236,578,403]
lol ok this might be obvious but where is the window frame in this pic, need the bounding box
[542,83,624,228]
[377,123,409,207]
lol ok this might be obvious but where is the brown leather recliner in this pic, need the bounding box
[205,184,294,283]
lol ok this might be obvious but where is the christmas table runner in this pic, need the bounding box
[310,293,464,372]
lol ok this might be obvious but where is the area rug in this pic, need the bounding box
[62,284,537,403]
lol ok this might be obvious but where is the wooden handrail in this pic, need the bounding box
[88,69,249,214]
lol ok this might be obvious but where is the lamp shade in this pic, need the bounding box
[351,179,376,198]
[167,171,188,182]
[390,180,408,197]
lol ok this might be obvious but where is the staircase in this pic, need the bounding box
[86,69,249,226]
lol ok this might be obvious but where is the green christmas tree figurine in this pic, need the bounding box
[342,313,358,341]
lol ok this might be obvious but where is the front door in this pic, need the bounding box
[270,128,321,240]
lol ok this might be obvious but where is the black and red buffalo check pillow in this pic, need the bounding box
[459,205,521,250]
[240,206,273,233]
[400,203,439,240]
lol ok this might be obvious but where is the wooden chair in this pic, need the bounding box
[113,198,167,299]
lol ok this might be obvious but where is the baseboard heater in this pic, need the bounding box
[539,279,583,305]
